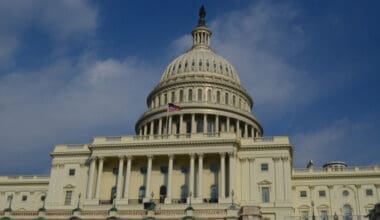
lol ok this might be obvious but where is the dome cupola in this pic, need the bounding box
[135,6,263,138]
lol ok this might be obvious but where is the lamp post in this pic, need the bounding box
[311,201,316,220]
[5,194,13,212]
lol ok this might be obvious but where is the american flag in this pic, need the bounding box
[168,103,181,112]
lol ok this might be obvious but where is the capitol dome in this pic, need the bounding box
[135,6,263,138]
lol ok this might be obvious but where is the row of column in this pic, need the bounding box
[139,114,260,138]
[86,152,236,203]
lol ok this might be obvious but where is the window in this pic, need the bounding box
[180,185,188,203]
[181,166,189,173]
[69,169,75,176]
[210,164,218,173]
[216,91,220,104]
[300,191,307,197]
[140,167,147,174]
[320,210,328,220]
[210,185,218,203]
[239,98,242,108]
[164,93,167,104]
[262,187,270,203]
[207,89,211,102]
[159,186,167,203]
[225,93,229,105]
[64,191,72,205]
[158,96,161,106]
[342,190,349,196]
[366,189,373,196]
[301,211,309,220]
[179,90,184,102]
[343,204,352,220]
[22,195,27,201]
[160,166,168,174]
[188,89,193,101]
[232,95,236,106]
[198,89,202,101]
[138,186,146,203]
[319,190,326,197]
[261,163,269,171]
[171,91,175,103]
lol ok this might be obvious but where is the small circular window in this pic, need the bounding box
[342,190,349,196]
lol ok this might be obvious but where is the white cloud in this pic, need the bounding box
[0,55,157,174]
[0,0,97,65]
[292,117,379,168]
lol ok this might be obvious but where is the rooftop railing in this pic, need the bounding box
[293,165,379,174]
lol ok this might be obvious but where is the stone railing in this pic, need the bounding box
[92,132,237,145]
[293,165,379,174]
[0,175,49,182]
[284,215,366,220]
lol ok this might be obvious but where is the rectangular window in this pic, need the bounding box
[262,187,270,203]
[320,210,328,220]
[188,89,193,101]
[366,189,373,196]
[171,91,175,103]
[64,191,72,205]
[319,190,326,197]
[301,211,309,220]
[300,191,307,197]
[261,163,269,171]
[164,93,167,104]
[198,89,202,101]
[69,169,75,176]
[179,90,184,102]
[22,195,27,201]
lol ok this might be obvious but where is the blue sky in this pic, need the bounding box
[0,0,379,175]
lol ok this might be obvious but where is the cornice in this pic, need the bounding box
[292,172,380,180]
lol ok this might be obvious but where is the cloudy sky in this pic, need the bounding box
[0,0,379,175]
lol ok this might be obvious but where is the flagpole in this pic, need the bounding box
[165,103,169,136]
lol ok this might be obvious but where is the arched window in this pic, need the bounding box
[207,89,212,102]
[225,93,229,105]
[232,95,236,106]
[198,89,203,101]
[179,90,184,102]
[188,89,193,101]
[159,185,167,203]
[164,93,167,105]
[343,204,352,220]
[216,91,221,104]
[210,185,218,203]
[239,98,242,109]
[180,185,188,203]
[138,186,146,204]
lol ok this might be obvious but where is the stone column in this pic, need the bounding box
[150,120,154,136]
[228,152,235,198]
[86,157,96,199]
[273,157,281,203]
[158,118,162,135]
[282,157,291,202]
[144,124,148,136]
[179,114,184,134]
[191,114,196,133]
[244,123,248,137]
[197,154,203,199]
[226,118,230,132]
[189,154,195,198]
[116,156,124,199]
[144,155,153,201]
[123,156,132,200]
[220,153,226,199]
[236,120,240,137]
[95,157,104,199]
[355,185,361,219]
[215,115,219,133]
[165,154,174,204]
[168,116,172,135]
[203,114,207,133]
[139,128,143,136]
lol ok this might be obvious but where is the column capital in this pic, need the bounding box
[219,152,226,157]
[308,186,315,190]
[98,156,105,161]
[273,157,281,162]
[198,153,204,158]
[168,154,175,159]
[355,184,361,189]
[147,155,154,159]
[89,156,97,161]
[126,155,133,160]
[281,157,289,162]
[118,155,125,160]
[327,185,334,189]
[228,152,234,157]
[189,153,195,158]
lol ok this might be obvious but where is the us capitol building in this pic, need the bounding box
[0,7,379,220]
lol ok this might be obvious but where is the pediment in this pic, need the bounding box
[63,184,75,189]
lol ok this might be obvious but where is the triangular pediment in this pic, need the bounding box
[63,184,75,189]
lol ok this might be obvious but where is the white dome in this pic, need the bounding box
[160,47,241,84]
